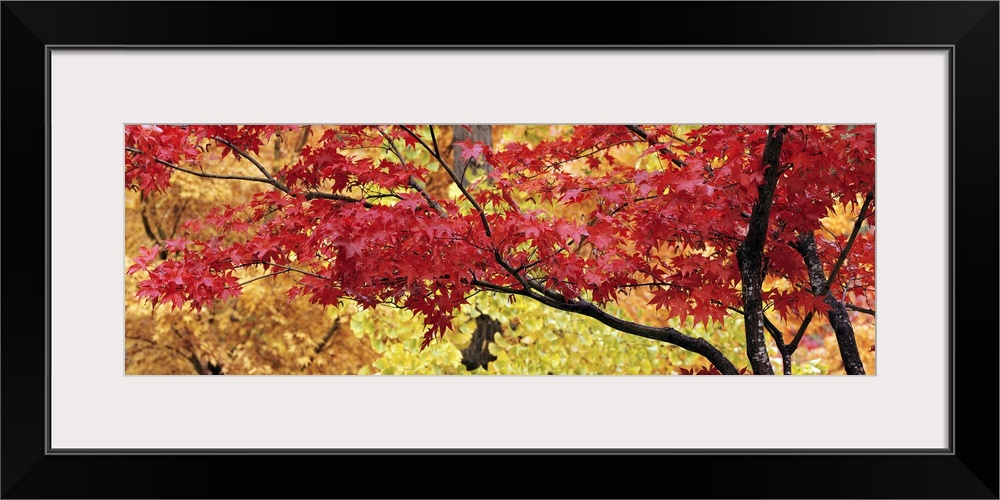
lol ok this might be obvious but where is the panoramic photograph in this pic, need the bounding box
[124,124,875,375]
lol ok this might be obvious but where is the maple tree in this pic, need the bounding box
[125,124,875,375]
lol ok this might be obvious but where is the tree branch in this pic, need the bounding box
[787,189,873,355]
[128,145,374,207]
[786,311,814,354]
[819,190,874,296]
[607,195,658,218]
[238,269,291,287]
[429,125,441,158]
[303,191,372,206]
[762,314,791,375]
[399,125,548,299]
[212,135,281,186]
[409,177,447,217]
[795,232,866,375]
[257,261,325,280]
[473,279,738,374]
[844,303,875,316]
[127,146,285,188]
[398,125,493,238]
[624,125,686,167]
[625,124,690,145]
[376,128,447,217]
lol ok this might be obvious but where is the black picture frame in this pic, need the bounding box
[2,2,996,498]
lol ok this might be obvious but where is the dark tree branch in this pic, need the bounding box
[617,281,691,290]
[128,146,286,188]
[428,125,441,158]
[762,314,791,375]
[735,125,787,375]
[399,125,547,301]
[470,279,525,296]
[787,189,873,355]
[409,178,447,217]
[376,128,447,217]
[625,124,691,145]
[796,232,866,375]
[399,125,494,238]
[128,145,373,207]
[238,270,291,287]
[624,125,686,167]
[256,261,325,280]
[473,279,738,374]
[844,303,875,316]
[530,141,643,173]
[819,190,874,296]
[303,191,372,206]
[212,135,280,185]
[607,195,658,217]
[786,310,815,354]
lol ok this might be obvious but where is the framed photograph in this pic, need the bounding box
[3,2,996,498]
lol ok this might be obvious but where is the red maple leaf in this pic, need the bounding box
[454,140,486,162]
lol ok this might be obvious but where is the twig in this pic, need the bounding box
[821,190,874,296]
[429,125,441,158]
[128,145,373,207]
[304,191,372,206]
[376,128,447,217]
[624,125,687,167]
[257,261,325,279]
[786,311,814,354]
[844,303,875,316]
[625,124,691,145]
[238,269,291,287]
[127,146,281,186]
[212,135,281,186]
[398,125,493,237]
[409,178,447,217]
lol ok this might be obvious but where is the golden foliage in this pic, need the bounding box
[125,130,376,375]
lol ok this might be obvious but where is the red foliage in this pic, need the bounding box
[126,125,875,348]
[678,365,753,375]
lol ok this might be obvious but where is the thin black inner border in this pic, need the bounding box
[45,45,954,455]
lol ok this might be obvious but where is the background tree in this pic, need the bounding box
[452,125,492,187]
[125,124,875,375]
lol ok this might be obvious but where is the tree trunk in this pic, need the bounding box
[736,126,787,375]
[460,315,501,371]
[452,125,492,187]
[796,232,866,375]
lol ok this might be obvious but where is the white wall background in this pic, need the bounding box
[50,50,948,450]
